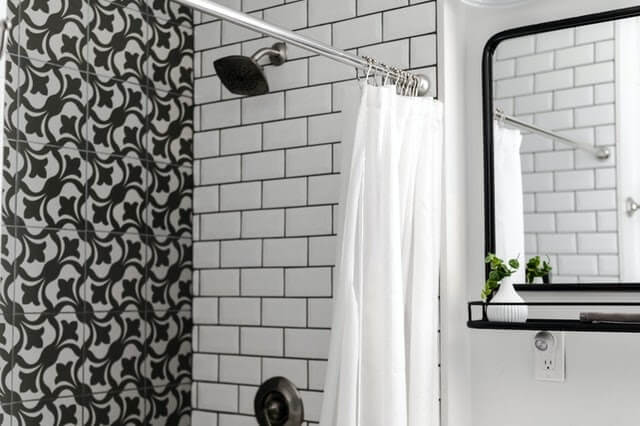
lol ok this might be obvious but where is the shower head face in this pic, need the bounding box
[214,55,269,96]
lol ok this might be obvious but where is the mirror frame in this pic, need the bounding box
[482,6,640,282]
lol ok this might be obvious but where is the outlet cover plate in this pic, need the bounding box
[534,331,565,382]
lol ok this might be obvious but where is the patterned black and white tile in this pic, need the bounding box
[15,142,87,230]
[146,14,193,97]
[145,383,190,426]
[11,227,87,314]
[82,387,148,426]
[4,55,19,143]
[86,73,150,158]
[82,231,148,313]
[88,0,149,85]
[17,0,90,70]
[81,311,147,394]
[146,162,192,237]
[1,0,193,422]
[15,58,87,150]
[9,394,88,426]
[144,0,192,27]
[143,309,191,387]
[11,312,87,402]
[86,151,148,234]
[145,235,192,311]
[147,91,193,166]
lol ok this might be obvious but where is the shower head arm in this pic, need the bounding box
[250,42,287,66]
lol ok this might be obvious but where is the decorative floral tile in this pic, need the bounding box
[144,0,192,28]
[83,232,147,312]
[81,311,146,394]
[144,310,191,387]
[146,15,193,97]
[2,140,17,228]
[144,383,190,426]
[5,54,20,142]
[5,0,22,56]
[86,152,147,234]
[88,0,149,85]
[15,143,87,230]
[0,403,12,426]
[16,57,88,150]
[0,313,16,406]
[81,388,148,426]
[87,73,150,158]
[145,236,191,311]
[17,0,90,70]
[11,228,86,314]
[9,394,86,426]
[0,227,16,318]
[1,0,194,422]
[145,163,192,237]
[10,313,86,402]
[147,91,193,166]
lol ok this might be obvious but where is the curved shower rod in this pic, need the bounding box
[173,0,431,96]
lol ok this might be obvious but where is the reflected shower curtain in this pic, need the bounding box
[320,84,443,426]
[493,122,525,283]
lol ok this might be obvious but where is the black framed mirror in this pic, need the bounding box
[483,6,640,287]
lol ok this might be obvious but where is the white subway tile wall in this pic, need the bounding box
[493,23,618,282]
[192,1,438,424]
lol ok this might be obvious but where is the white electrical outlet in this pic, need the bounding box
[533,331,565,382]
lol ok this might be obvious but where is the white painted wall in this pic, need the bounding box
[454,0,640,425]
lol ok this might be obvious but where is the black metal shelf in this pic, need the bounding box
[468,319,640,333]
[468,301,640,333]
[513,283,640,292]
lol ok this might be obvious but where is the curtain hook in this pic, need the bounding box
[402,72,408,96]
[389,66,400,92]
[361,56,373,85]
[383,64,391,86]
[370,57,380,86]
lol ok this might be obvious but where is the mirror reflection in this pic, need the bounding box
[491,17,640,283]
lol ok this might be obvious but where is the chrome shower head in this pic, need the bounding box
[214,42,287,96]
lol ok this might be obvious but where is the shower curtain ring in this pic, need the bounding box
[389,66,400,88]
[371,58,379,86]
[383,64,391,86]
[402,71,410,95]
[362,56,374,84]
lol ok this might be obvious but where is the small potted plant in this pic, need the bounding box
[525,256,552,284]
[483,253,528,323]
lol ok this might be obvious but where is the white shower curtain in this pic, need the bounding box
[493,122,525,283]
[320,83,443,426]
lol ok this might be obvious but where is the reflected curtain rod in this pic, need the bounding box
[495,109,610,160]
[172,0,430,96]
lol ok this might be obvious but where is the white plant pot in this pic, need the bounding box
[486,277,528,323]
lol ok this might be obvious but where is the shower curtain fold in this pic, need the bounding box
[320,84,443,426]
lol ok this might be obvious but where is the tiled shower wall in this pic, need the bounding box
[1,0,193,424]
[493,22,618,282]
[191,0,437,424]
